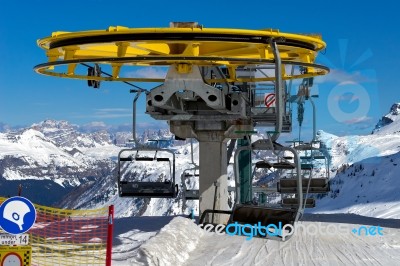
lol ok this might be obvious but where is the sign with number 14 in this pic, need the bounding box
[0,233,29,246]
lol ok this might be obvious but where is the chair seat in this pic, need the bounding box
[119,182,178,198]
[184,189,199,200]
[278,178,329,193]
[281,198,315,208]
[300,155,326,160]
[255,161,273,169]
[301,163,313,170]
[273,162,296,169]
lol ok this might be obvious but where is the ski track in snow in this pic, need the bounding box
[113,217,400,266]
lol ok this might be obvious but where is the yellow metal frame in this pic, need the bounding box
[35,26,329,82]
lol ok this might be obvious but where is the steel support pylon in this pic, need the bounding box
[198,141,229,223]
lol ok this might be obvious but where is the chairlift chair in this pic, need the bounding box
[234,139,303,238]
[279,142,331,194]
[182,168,200,200]
[117,147,178,198]
[251,158,279,195]
[277,141,330,211]
[199,139,303,241]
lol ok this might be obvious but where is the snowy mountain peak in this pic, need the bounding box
[20,128,46,140]
[32,119,78,132]
[372,102,400,134]
[316,130,337,140]
[388,103,400,116]
[30,119,113,148]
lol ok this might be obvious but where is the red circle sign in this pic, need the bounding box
[1,252,22,266]
[264,93,276,107]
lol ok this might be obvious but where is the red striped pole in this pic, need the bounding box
[106,205,114,266]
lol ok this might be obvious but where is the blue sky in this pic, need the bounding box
[0,0,398,137]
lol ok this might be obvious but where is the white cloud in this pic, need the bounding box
[343,116,373,125]
[83,121,107,127]
[315,69,376,84]
[126,67,167,79]
[332,90,361,102]
[137,122,168,130]
[72,108,132,119]
[92,108,132,118]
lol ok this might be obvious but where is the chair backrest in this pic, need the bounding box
[229,204,296,227]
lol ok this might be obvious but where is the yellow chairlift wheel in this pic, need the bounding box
[34,25,329,83]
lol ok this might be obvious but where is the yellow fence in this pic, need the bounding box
[0,197,110,266]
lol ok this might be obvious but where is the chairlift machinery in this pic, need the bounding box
[35,22,329,240]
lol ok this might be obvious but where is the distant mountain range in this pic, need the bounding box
[0,120,168,135]
[0,119,174,212]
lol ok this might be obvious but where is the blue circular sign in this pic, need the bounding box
[0,196,36,235]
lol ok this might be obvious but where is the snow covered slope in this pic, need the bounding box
[311,151,400,218]
[112,216,400,266]
[308,103,400,218]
